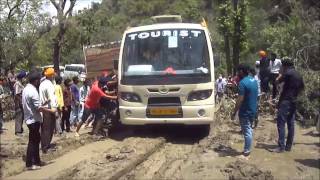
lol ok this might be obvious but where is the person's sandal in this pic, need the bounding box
[27,165,41,170]
[75,132,80,137]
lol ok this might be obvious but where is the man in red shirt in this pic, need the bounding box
[75,77,117,137]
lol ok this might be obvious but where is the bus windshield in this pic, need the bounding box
[122,29,210,77]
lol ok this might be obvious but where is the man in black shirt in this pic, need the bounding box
[258,51,271,94]
[271,58,304,153]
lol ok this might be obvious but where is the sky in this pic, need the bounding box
[42,0,102,16]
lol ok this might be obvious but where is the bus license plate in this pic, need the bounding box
[149,108,179,116]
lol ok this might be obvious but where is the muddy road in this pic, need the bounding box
[1,106,320,180]
[53,125,209,180]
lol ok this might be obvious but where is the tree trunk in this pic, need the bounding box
[0,41,5,72]
[232,0,240,75]
[52,22,66,75]
[224,33,232,75]
[53,40,61,75]
[204,0,213,9]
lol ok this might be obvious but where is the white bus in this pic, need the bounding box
[118,16,215,130]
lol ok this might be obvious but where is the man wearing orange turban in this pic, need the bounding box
[258,50,271,95]
[39,67,57,153]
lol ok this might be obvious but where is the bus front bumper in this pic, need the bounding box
[119,105,214,125]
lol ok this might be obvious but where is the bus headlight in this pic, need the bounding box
[120,92,142,102]
[187,90,212,101]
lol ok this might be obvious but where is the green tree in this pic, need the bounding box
[217,1,232,75]
[231,0,248,74]
[50,0,76,74]
[168,0,201,22]
[0,0,51,71]
[217,0,248,75]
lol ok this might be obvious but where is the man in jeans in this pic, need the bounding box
[22,71,53,170]
[270,58,304,153]
[232,64,258,159]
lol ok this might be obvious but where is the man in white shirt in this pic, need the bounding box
[215,75,225,103]
[22,71,53,170]
[222,75,228,91]
[269,53,282,99]
[79,79,91,121]
[39,68,57,153]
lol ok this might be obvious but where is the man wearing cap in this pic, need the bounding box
[22,71,54,170]
[39,67,57,153]
[270,58,304,153]
[14,71,27,136]
[75,77,117,137]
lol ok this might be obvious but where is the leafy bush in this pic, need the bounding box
[297,70,320,125]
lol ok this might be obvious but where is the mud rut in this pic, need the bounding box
[55,125,210,180]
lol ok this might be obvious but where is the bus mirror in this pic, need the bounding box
[113,59,119,70]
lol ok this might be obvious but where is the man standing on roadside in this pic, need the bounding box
[14,71,27,136]
[62,79,72,132]
[79,78,91,122]
[270,58,304,153]
[22,71,53,170]
[0,76,7,133]
[39,68,57,153]
[231,64,258,159]
[215,75,225,103]
[258,50,270,95]
[54,76,64,136]
[69,76,80,128]
[7,67,16,96]
[269,53,282,100]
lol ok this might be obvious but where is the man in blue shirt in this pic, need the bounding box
[232,64,258,158]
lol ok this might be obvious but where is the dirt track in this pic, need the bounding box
[1,105,319,180]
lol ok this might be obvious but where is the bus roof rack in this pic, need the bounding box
[151,15,182,23]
